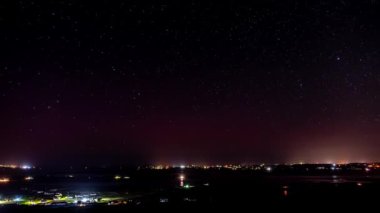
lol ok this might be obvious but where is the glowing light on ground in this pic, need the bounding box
[0,178,10,183]
[21,165,32,170]
[24,176,34,181]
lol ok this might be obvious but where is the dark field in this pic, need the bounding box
[1,166,380,212]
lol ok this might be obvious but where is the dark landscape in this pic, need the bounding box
[1,163,380,211]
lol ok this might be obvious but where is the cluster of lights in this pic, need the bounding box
[114,175,130,180]
[148,163,380,173]
[1,176,36,183]
[0,164,18,169]
[13,196,23,202]
[0,193,129,207]
[366,163,380,171]
[149,164,268,170]
[21,165,32,170]
[0,177,10,183]
[149,165,169,170]
[183,184,193,189]
[177,174,194,189]
[0,164,33,170]
[24,176,34,181]
[179,174,185,187]
[179,174,185,181]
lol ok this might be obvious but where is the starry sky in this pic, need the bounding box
[1,0,380,166]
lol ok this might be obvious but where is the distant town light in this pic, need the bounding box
[0,178,10,183]
[24,176,34,181]
[179,174,185,181]
[13,196,22,202]
[0,164,17,169]
[160,198,169,203]
[180,165,186,169]
[21,165,32,170]
[114,175,122,180]
[266,167,272,172]
[179,174,185,187]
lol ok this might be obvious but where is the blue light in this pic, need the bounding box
[21,165,32,170]
[13,196,22,202]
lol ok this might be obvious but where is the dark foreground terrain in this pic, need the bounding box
[1,165,380,212]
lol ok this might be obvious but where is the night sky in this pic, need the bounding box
[1,0,380,166]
